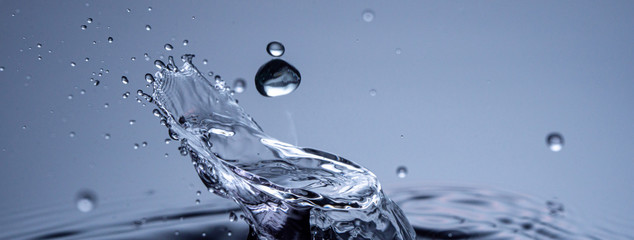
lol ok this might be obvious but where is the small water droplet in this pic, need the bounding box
[229,211,237,222]
[141,141,147,147]
[266,41,285,57]
[227,231,232,237]
[255,59,301,97]
[195,199,200,205]
[69,132,76,138]
[126,8,131,13]
[80,89,86,95]
[546,133,564,152]
[81,25,87,30]
[133,143,139,149]
[202,59,208,65]
[396,166,408,178]
[104,134,110,139]
[369,89,377,96]
[145,25,151,31]
[104,103,109,108]
[121,76,129,84]
[145,74,155,84]
[37,55,42,60]
[107,37,113,43]
[395,48,402,55]
[85,57,90,62]
[36,43,42,48]
[0,67,4,71]
[129,120,136,125]
[86,18,93,23]
[182,39,189,46]
[123,92,130,99]
[165,138,171,144]
[76,190,97,213]
[21,125,27,130]
[147,6,152,12]
[164,44,173,51]
[233,79,246,93]
[362,10,375,22]
[196,190,201,196]
[164,153,169,158]
[93,80,100,86]
[68,94,73,100]
[131,57,136,61]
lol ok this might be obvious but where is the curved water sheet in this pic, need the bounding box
[150,55,416,240]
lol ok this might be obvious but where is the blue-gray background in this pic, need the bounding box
[0,0,633,237]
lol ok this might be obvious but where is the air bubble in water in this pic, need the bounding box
[145,25,151,31]
[142,141,147,147]
[121,76,128,84]
[107,37,113,43]
[266,41,285,57]
[546,133,564,152]
[233,79,246,93]
[396,166,407,178]
[164,44,173,51]
[254,59,301,97]
[362,10,375,22]
[196,190,201,196]
[76,190,97,213]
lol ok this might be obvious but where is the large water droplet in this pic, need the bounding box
[396,166,408,178]
[76,190,97,213]
[254,59,301,97]
[164,44,173,51]
[362,10,375,22]
[547,133,564,152]
[233,78,246,93]
[266,41,285,57]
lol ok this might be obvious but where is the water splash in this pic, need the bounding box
[150,54,415,240]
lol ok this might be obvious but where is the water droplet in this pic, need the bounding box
[104,134,110,139]
[196,190,201,196]
[396,166,407,178]
[164,153,169,158]
[145,74,155,84]
[147,6,152,12]
[107,37,113,43]
[126,8,131,13]
[80,89,86,95]
[76,190,97,213]
[21,125,27,130]
[123,92,130,99]
[227,231,232,237]
[229,211,237,222]
[129,120,136,125]
[121,76,129,84]
[395,48,402,55]
[165,138,171,144]
[93,80,100,86]
[195,199,200,205]
[546,133,564,152]
[0,67,4,71]
[37,56,42,60]
[68,94,73,100]
[131,57,136,61]
[86,18,93,23]
[182,39,188,46]
[145,25,151,31]
[254,59,301,97]
[69,132,76,138]
[233,79,246,93]
[369,89,377,96]
[104,103,109,108]
[36,43,42,48]
[141,141,147,147]
[266,41,285,57]
[133,143,139,149]
[202,233,206,237]
[202,59,208,65]
[164,44,173,51]
[85,57,90,62]
[81,25,87,30]
[362,10,375,22]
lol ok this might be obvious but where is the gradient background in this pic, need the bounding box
[0,0,633,238]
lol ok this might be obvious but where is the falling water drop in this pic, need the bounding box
[76,190,97,213]
[396,166,408,178]
[233,79,246,93]
[547,133,564,152]
[164,44,173,51]
[145,74,155,83]
[362,10,375,22]
[254,59,301,97]
[266,41,285,57]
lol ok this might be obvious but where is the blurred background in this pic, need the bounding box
[0,1,632,239]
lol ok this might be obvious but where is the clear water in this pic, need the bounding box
[254,59,301,97]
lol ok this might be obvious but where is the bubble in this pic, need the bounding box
[227,231,232,237]
[121,76,129,84]
[164,44,173,51]
[93,80,100,86]
[104,134,110,140]
[369,89,377,96]
[69,132,76,138]
[266,41,285,57]
[145,25,151,31]
[76,190,97,213]
[131,57,136,61]
[107,37,113,43]
[254,59,301,97]
[182,39,189,46]
[396,166,407,178]
[233,79,246,93]
[546,133,564,152]
[129,120,136,125]
[81,25,87,30]
[86,18,93,23]
[362,10,375,22]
